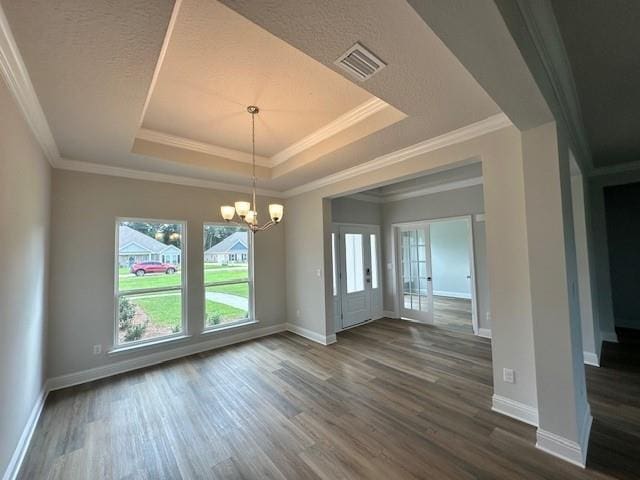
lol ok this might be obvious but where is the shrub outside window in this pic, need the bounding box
[115,219,186,347]
[203,224,253,329]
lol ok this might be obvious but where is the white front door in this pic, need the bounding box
[338,225,382,328]
[398,225,433,323]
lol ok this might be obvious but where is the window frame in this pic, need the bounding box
[202,222,255,332]
[112,217,188,350]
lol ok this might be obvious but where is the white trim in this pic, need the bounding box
[433,290,472,300]
[282,113,511,197]
[536,406,592,468]
[348,193,385,204]
[271,98,389,166]
[583,351,599,367]
[601,330,619,343]
[383,177,483,203]
[54,157,285,198]
[2,385,48,480]
[136,128,272,167]
[0,3,59,165]
[137,0,182,125]
[478,328,492,339]
[474,213,486,222]
[383,310,398,318]
[514,0,592,171]
[590,160,640,178]
[492,394,539,427]
[47,323,287,391]
[286,323,336,345]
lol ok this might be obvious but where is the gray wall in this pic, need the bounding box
[430,219,472,297]
[331,196,382,225]
[0,77,51,475]
[48,170,286,378]
[381,185,491,330]
[604,181,640,330]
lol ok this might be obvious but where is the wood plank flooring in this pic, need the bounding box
[433,295,473,333]
[19,320,639,479]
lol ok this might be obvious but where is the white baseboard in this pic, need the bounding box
[478,328,492,339]
[2,384,48,480]
[536,405,592,468]
[48,323,287,391]
[383,310,398,318]
[286,323,335,345]
[492,394,539,427]
[601,330,619,343]
[433,290,471,299]
[583,351,600,367]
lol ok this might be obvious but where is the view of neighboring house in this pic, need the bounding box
[118,225,181,267]
[204,231,248,264]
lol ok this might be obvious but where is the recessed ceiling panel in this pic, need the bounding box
[141,0,379,158]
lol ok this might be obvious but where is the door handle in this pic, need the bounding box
[427,277,432,281]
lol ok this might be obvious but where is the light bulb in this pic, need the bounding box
[235,201,251,218]
[269,204,284,223]
[220,205,235,221]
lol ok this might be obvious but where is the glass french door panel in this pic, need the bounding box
[332,233,338,296]
[370,234,378,289]
[345,233,364,293]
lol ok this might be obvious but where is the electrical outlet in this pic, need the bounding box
[296,309,300,318]
[486,312,491,322]
[92,344,102,355]
[503,368,515,384]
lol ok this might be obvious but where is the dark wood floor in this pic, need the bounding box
[19,320,639,479]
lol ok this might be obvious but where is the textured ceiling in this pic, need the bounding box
[4,0,501,192]
[143,0,372,157]
[551,0,640,168]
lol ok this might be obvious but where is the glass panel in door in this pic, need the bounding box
[399,226,433,323]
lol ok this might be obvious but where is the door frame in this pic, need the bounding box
[391,215,479,335]
[332,222,383,332]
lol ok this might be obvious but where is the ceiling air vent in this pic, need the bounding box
[335,42,386,81]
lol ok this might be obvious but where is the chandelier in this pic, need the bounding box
[220,106,283,232]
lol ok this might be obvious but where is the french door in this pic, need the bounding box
[397,224,433,323]
[338,225,382,328]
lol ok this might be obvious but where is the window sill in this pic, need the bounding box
[201,319,259,335]
[108,334,192,356]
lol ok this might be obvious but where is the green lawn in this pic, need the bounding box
[134,294,182,327]
[118,266,248,291]
[132,293,246,328]
[209,282,249,298]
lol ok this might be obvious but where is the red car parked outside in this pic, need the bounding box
[130,261,177,276]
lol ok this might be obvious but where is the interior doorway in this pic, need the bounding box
[332,224,383,331]
[394,216,477,334]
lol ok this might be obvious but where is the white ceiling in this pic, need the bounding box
[2,0,502,194]
[142,0,374,158]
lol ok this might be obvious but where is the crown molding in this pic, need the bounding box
[270,97,389,166]
[55,157,285,198]
[347,177,483,203]
[382,177,483,202]
[282,113,511,198]
[136,128,272,167]
[0,3,59,166]
[347,192,385,203]
[589,160,640,178]
[514,0,592,171]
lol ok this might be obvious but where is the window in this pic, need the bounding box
[203,224,252,329]
[345,233,364,293]
[370,233,378,289]
[115,219,186,347]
